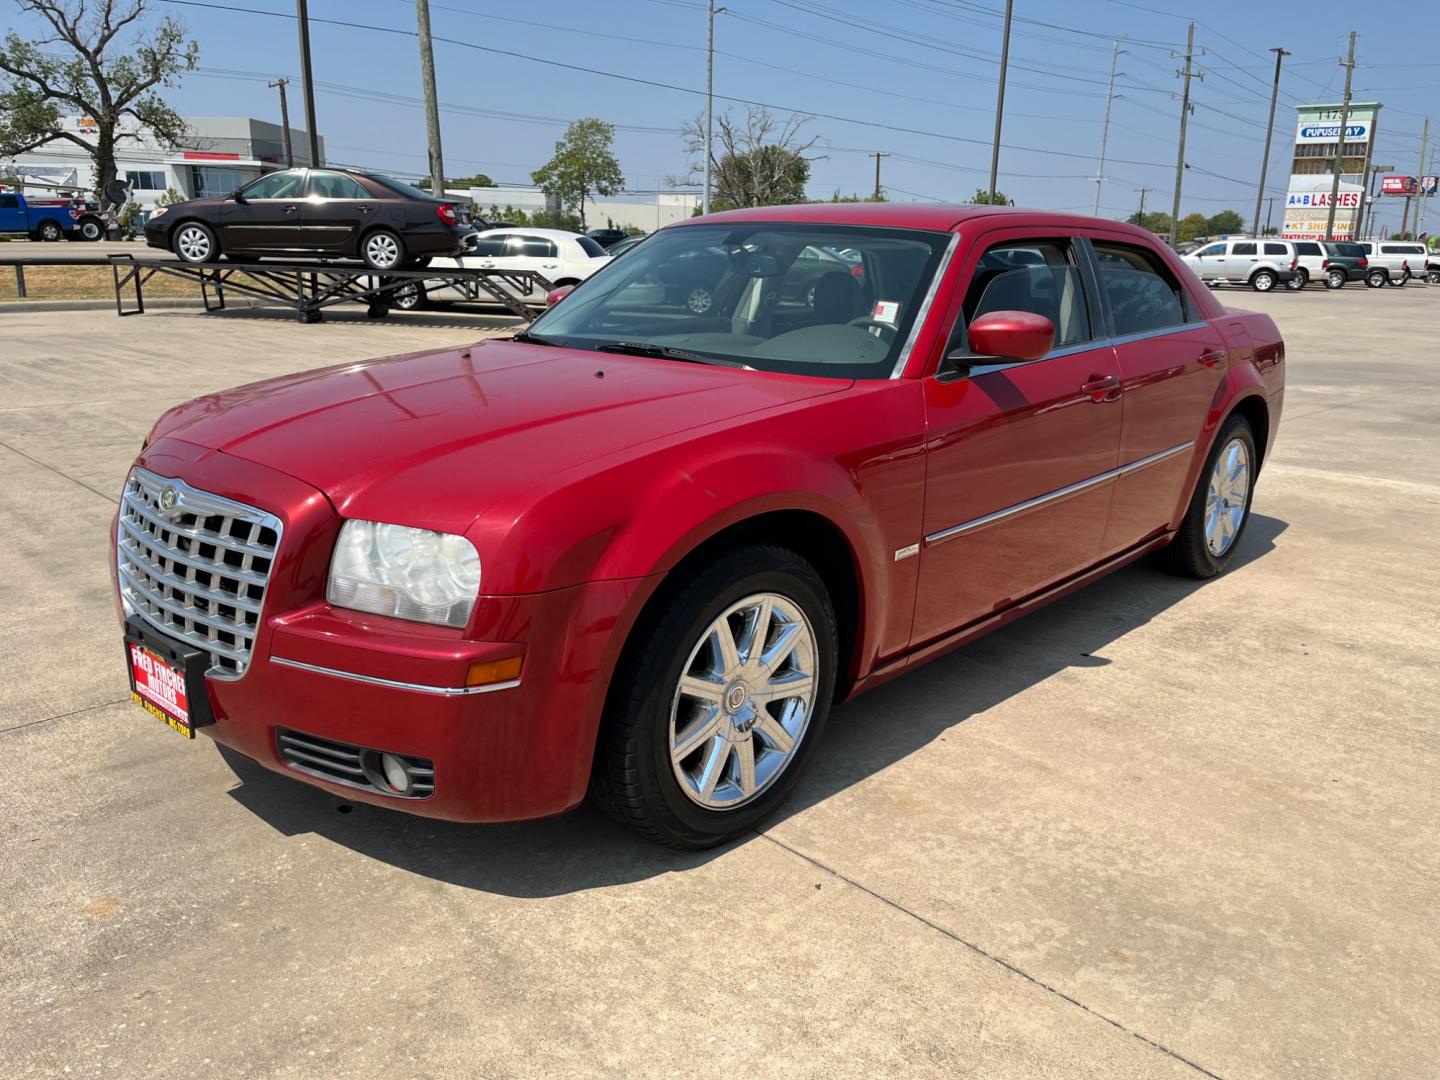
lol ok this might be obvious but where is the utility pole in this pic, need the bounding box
[1324,31,1357,241]
[870,151,889,200]
[267,78,294,168]
[1169,21,1199,246]
[704,2,726,216]
[415,0,445,195]
[1094,41,1125,216]
[1252,47,1290,236]
[987,0,1014,203]
[1265,196,1275,236]
[1400,117,1427,238]
[1135,186,1150,224]
[294,0,321,166]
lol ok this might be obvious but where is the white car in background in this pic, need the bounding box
[395,227,611,309]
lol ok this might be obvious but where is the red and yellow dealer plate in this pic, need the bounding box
[127,643,195,738]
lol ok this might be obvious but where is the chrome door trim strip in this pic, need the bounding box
[1108,321,1210,348]
[271,656,521,696]
[890,231,962,379]
[924,440,1195,546]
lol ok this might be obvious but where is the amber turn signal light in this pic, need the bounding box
[465,655,523,687]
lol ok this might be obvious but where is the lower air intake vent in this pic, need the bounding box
[276,728,434,799]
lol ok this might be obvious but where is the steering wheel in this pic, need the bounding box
[846,316,899,342]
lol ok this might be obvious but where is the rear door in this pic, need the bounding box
[1087,238,1226,552]
[219,169,309,252]
[1224,240,1258,281]
[303,170,377,253]
[913,232,1122,643]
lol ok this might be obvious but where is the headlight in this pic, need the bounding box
[327,520,480,628]
[150,206,168,218]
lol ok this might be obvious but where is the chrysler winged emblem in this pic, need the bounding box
[158,485,179,512]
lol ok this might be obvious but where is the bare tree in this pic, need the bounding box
[673,106,825,209]
[0,0,199,204]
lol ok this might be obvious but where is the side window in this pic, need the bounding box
[469,238,505,257]
[0,194,19,209]
[242,170,306,199]
[307,170,368,199]
[959,241,1093,351]
[520,236,558,258]
[1092,242,1188,338]
[576,236,608,258]
[1232,242,1257,256]
[1296,242,1322,257]
[1196,243,1225,257]
[1264,242,1289,257]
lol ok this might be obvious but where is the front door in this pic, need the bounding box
[912,235,1123,645]
[1087,237,1226,552]
[1189,241,1226,282]
[218,169,309,253]
[0,193,24,234]
[303,169,378,254]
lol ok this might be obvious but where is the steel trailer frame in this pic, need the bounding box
[0,254,552,322]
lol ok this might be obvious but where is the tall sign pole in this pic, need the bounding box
[703,2,721,216]
[987,0,1014,203]
[268,78,293,168]
[1324,32,1357,241]
[1252,47,1289,237]
[415,0,445,194]
[295,0,321,166]
[1169,22,1198,246]
[1094,42,1125,216]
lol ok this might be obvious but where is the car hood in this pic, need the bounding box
[149,339,850,533]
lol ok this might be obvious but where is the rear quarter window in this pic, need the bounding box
[1264,242,1290,256]
[577,236,608,258]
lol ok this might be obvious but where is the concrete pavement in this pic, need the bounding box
[1,290,1436,1078]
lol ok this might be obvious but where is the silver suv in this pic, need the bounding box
[1357,241,1426,287]
[1182,238,1299,292]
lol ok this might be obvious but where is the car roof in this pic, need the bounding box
[673,202,1168,243]
[474,227,587,241]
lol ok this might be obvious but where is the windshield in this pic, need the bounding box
[524,223,952,379]
[363,173,439,201]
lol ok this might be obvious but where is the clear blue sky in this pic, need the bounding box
[5,0,1438,231]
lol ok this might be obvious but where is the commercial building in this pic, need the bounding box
[1281,102,1381,240]
[465,183,699,233]
[2,115,322,211]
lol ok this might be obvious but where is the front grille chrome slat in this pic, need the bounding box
[118,467,282,679]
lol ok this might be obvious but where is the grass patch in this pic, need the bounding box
[0,264,207,301]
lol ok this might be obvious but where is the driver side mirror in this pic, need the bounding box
[958,310,1055,363]
[229,191,247,204]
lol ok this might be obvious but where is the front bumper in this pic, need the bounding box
[143,220,170,251]
[112,437,649,823]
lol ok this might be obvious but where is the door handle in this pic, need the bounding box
[1082,374,1121,403]
[358,205,372,214]
[1197,348,1227,367]
[283,205,298,214]
[542,263,559,269]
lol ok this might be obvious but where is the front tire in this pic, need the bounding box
[591,545,838,849]
[362,229,405,270]
[392,281,428,310]
[36,221,64,242]
[172,221,219,263]
[1160,414,1257,579]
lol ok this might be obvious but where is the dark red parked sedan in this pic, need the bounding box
[113,204,1283,848]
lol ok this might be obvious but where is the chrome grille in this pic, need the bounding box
[117,467,282,678]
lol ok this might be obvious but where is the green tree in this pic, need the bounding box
[419,171,495,191]
[154,185,183,207]
[531,118,623,230]
[1206,209,1245,234]
[0,0,198,207]
[827,189,887,203]
[1178,212,1209,242]
[1128,210,1173,236]
[969,188,1013,205]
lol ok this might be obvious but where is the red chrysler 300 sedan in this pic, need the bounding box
[112,204,1284,848]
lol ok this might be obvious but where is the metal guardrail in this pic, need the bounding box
[0,253,553,323]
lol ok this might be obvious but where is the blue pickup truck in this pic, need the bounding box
[0,190,109,241]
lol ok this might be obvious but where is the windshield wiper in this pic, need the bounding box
[594,341,740,366]
[512,330,561,346]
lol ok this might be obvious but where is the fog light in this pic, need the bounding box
[379,752,412,794]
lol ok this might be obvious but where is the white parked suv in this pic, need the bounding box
[1181,238,1299,291]
[397,228,612,309]
[1356,241,1425,287]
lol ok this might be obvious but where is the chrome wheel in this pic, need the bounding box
[365,232,401,269]
[1204,438,1250,557]
[175,225,211,262]
[669,592,817,810]
[1252,271,1275,292]
[686,286,713,314]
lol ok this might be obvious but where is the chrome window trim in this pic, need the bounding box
[941,321,1211,382]
[924,441,1195,546]
[1109,320,1210,348]
[270,656,521,696]
[889,231,962,379]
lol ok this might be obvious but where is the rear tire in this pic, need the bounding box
[1325,269,1346,289]
[1366,269,1388,288]
[362,229,405,271]
[1250,269,1277,292]
[392,281,428,311]
[1159,413,1257,580]
[79,218,104,241]
[590,544,838,849]
[1285,269,1308,290]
